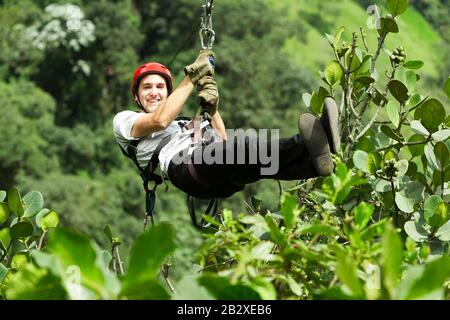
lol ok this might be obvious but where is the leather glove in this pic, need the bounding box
[184,50,215,84]
[197,76,219,116]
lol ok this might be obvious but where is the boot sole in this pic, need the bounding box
[298,113,333,176]
[321,97,341,154]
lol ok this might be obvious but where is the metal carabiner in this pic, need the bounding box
[204,0,214,15]
[199,0,215,49]
[199,28,215,49]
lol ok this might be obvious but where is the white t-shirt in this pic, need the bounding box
[113,110,215,175]
[113,110,184,171]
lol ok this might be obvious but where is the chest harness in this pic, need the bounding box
[118,117,220,230]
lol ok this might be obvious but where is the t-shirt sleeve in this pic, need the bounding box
[113,110,144,143]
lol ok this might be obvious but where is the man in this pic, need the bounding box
[113,50,340,199]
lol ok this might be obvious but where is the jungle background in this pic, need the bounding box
[0,0,449,287]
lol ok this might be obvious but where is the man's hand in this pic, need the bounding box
[184,50,215,84]
[197,76,219,116]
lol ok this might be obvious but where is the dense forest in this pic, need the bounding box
[0,0,449,300]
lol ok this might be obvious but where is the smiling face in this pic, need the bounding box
[135,74,168,113]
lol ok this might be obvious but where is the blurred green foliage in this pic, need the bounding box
[0,0,448,284]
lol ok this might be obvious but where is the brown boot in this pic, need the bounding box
[298,113,334,176]
[320,97,341,154]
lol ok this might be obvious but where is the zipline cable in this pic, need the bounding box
[166,20,201,70]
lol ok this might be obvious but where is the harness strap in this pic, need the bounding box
[118,117,220,228]
[187,195,220,229]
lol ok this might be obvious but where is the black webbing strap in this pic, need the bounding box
[118,117,220,228]
[187,195,220,229]
[118,136,172,222]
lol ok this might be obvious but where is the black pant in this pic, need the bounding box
[167,134,318,199]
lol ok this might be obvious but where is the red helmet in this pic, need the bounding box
[131,62,173,100]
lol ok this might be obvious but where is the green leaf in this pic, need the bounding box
[433,170,443,189]
[404,221,429,242]
[355,137,375,153]
[0,263,7,283]
[405,70,417,91]
[99,250,112,268]
[0,228,11,251]
[406,161,418,177]
[395,66,407,84]
[30,250,63,277]
[5,263,67,300]
[387,0,408,16]
[198,273,231,297]
[382,223,403,298]
[198,274,261,300]
[435,220,450,241]
[122,223,175,293]
[424,144,440,171]
[11,252,29,270]
[47,228,107,297]
[10,221,34,239]
[410,120,429,137]
[386,101,400,127]
[354,202,373,229]
[434,142,449,171]
[0,203,10,224]
[280,193,299,229]
[403,60,424,70]
[317,86,329,101]
[325,33,334,45]
[286,275,304,297]
[424,195,443,227]
[335,249,364,297]
[250,241,274,261]
[395,193,415,213]
[396,256,450,300]
[404,181,425,202]
[367,152,382,174]
[0,191,6,202]
[415,98,445,131]
[296,224,338,236]
[356,76,375,86]
[378,17,399,36]
[247,277,277,300]
[43,212,60,231]
[302,92,312,107]
[373,88,389,106]
[22,191,44,218]
[435,202,449,227]
[432,129,450,142]
[384,149,397,161]
[7,188,24,218]
[325,60,343,86]
[265,214,287,247]
[407,134,426,157]
[396,159,409,178]
[216,285,261,300]
[310,91,322,115]
[444,76,450,100]
[372,178,391,192]
[357,55,372,75]
[334,26,345,45]
[172,274,215,300]
[381,125,402,141]
[353,150,370,173]
[388,80,409,103]
[408,93,422,108]
[119,279,170,300]
[104,225,113,241]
